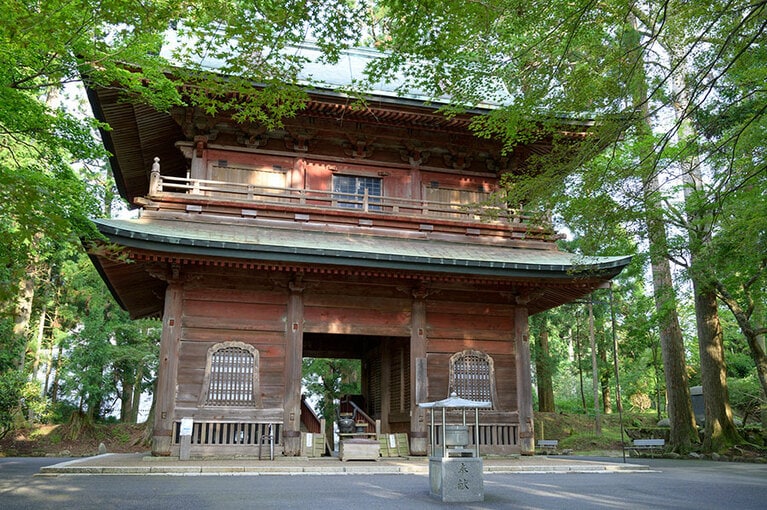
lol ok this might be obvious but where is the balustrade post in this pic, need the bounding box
[148,156,161,195]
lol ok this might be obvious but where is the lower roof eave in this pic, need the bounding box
[95,225,631,283]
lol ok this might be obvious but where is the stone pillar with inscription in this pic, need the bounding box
[429,457,484,503]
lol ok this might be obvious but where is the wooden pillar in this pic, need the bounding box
[283,274,304,456]
[410,284,429,455]
[152,272,183,456]
[515,301,535,454]
[380,340,391,433]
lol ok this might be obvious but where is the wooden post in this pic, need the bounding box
[192,136,207,179]
[283,274,305,456]
[380,340,391,433]
[152,273,183,456]
[514,300,535,454]
[410,284,429,455]
[148,157,161,195]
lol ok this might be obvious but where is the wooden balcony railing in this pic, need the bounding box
[148,165,543,228]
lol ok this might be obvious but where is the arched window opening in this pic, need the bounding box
[200,341,261,407]
[449,349,497,407]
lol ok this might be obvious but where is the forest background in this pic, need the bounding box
[1,0,765,456]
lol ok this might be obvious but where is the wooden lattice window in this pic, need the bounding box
[448,350,497,407]
[200,341,261,407]
[332,175,382,210]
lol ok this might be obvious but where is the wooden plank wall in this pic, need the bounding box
[176,272,289,420]
[425,298,517,411]
[171,267,520,441]
[302,279,411,336]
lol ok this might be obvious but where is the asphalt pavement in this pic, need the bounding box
[35,452,649,475]
[1,455,765,509]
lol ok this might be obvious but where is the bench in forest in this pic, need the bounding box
[536,439,559,452]
[624,438,665,457]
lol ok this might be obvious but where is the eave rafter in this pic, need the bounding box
[128,248,605,292]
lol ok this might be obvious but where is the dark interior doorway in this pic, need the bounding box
[302,333,410,434]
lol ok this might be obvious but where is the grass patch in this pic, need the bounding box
[113,428,132,443]
[535,411,658,451]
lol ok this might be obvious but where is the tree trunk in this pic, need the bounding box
[713,281,767,422]
[130,365,144,424]
[30,304,46,381]
[534,320,555,412]
[138,381,156,446]
[13,274,35,370]
[43,337,53,398]
[50,350,63,403]
[643,173,699,452]
[627,10,698,452]
[589,297,601,435]
[325,412,336,453]
[27,305,47,421]
[120,374,134,423]
[599,336,612,414]
[694,284,742,451]
[667,33,740,452]
[681,147,741,452]
[574,322,587,411]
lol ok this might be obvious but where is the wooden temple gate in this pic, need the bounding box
[84,45,630,459]
[142,259,538,458]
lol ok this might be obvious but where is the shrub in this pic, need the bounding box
[0,370,25,440]
[728,375,762,425]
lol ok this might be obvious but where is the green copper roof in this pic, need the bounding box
[94,217,631,280]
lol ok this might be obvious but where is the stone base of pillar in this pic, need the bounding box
[410,436,427,456]
[151,435,172,456]
[282,430,301,456]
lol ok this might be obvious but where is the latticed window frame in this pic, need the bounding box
[199,341,261,408]
[332,174,383,210]
[448,349,497,408]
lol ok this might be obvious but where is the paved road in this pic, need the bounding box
[1,456,765,509]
